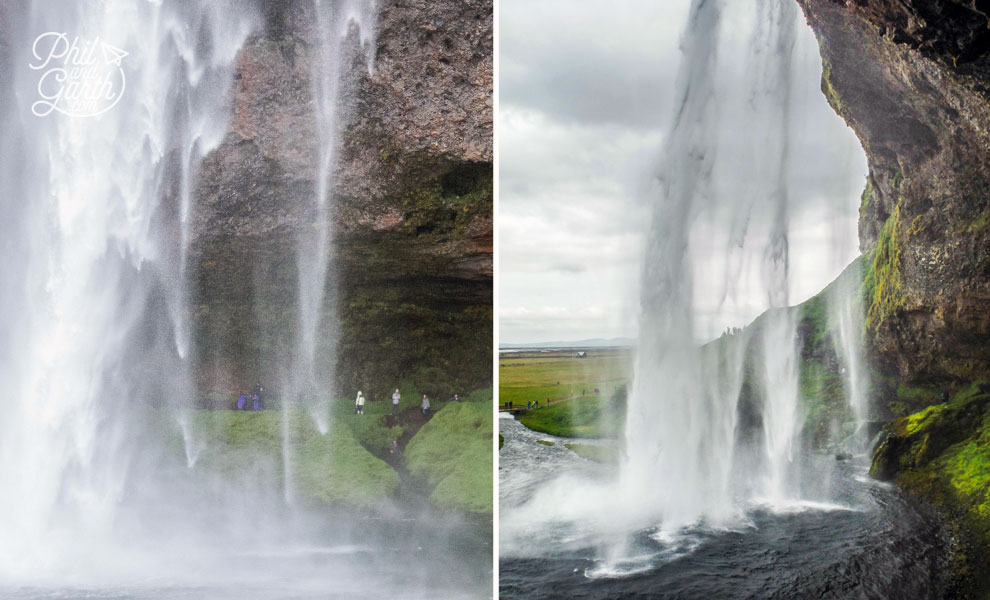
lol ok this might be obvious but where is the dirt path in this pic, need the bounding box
[377,404,442,509]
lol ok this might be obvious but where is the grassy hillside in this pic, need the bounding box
[186,409,400,509]
[334,381,425,455]
[515,392,626,438]
[500,349,631,438]
[405,391,493,513]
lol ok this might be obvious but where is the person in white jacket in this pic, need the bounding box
[421,394,430,417]
[355,391,366,415]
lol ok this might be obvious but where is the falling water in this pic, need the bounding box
[621,0,808,531]
[277,0,377,506]
[620,0,739,532]
[0,0,252,580]
[753,0,800,504]
[830,259,871,449]
[287,0,377,440]
[498,0,872,580]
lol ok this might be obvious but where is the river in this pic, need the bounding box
[499,414,950,599]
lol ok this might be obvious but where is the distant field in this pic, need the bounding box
[499,349,631,438]
[498,349,631,406]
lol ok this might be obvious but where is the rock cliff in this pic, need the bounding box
[189,0,493,399]
[797,1,990,593]
[797,0,990,389]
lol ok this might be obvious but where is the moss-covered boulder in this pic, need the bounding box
[564,443,619,463]
[869,382,990,595]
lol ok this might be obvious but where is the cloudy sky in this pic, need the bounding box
[499,0,867,345]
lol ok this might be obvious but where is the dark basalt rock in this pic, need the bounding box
[798,0,990,388]
[188,0,492,396]
[798,1,990,591]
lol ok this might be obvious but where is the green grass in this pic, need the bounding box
[515,394,625,438]
[564,443,619,463]
[537,440,555,446]
[500,350,630,438]
[294,423,401,506]
[334,381,423,454]
[187,409,399,509]
[498,351,630,408]
[405,400,493,513]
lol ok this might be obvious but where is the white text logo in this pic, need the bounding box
[29,32,128,118]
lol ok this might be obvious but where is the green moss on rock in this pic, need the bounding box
[799,357,851,449]
[400,161,492,239]
[869,389,990,594]
[866,201,905,330]
[859,177,873,222]
[822,61,843,114]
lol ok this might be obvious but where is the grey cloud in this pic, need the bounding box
[499,0,868,344]
[500,0,685,129]
[550,263,587,274]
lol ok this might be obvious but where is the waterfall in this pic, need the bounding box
[622,0,808,530]
[830,259,871,450]
[620,0,739,531]
[277,0,377,505]
[753,0,800,504]
[284,0,377,441]
[0,0,252,579]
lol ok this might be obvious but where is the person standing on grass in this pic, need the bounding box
[421,394,430,416]
[392,388,400,415]
[252,383,265,409]
[355,390,366,415]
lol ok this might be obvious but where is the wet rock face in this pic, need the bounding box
[190,0,492,395]
[797,0,990,386]
[195,0,492,236]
